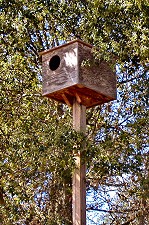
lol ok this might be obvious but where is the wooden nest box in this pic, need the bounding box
[39,39,117,108]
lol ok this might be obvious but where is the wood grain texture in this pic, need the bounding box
[41,40,117,107]
[73,99,86,225]
[42,42,78,95]
[78,43,117,100]
[44,84,112,108]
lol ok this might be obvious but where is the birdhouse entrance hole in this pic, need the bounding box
[49,55,60,71]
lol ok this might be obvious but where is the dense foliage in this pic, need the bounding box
[0,0,148,224]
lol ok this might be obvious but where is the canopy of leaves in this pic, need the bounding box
[0,0,149,224]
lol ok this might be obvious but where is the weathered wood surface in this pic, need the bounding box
[44,85,112,108]
[73,99,86,225]
[42,41,78,95]
[41,39,117,108]
[78,43,117,100]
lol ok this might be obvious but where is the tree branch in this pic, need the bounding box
[86,207,134,214]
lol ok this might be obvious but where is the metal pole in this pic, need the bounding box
[72,98,86,225]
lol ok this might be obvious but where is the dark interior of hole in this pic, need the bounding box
[49,55,60,71]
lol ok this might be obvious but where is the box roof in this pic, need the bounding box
[39,39,92,56]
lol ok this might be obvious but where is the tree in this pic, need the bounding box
[0,0,148,224]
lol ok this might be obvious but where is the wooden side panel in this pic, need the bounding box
[42,42,79,96]
[78,43,117,100]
